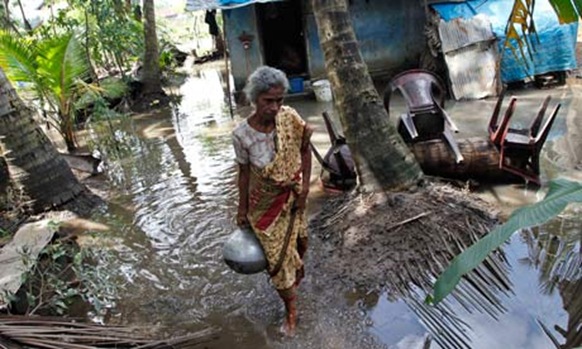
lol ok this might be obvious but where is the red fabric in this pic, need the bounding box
[255,190,291,230]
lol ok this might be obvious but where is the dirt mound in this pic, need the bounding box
[309,181,502,296]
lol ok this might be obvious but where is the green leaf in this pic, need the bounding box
[430,178,582,304]
[548,0,580,23]
[0,31,42,89]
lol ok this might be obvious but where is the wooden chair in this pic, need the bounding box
[498,103,561,184]
[488,90,552,146]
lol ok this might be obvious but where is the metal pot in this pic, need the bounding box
[223,227,267,274]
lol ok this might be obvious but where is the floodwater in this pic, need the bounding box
[86,63,581,349]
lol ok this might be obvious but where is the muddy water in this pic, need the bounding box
[89,66,581,348]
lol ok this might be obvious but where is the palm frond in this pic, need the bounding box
[0,30,40,86]
[0,315,220,348]
[430,178,582,304]
[504,0,582,70]
[38,34,89,86]
[36,33,91,115]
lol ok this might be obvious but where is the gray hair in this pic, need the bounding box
[244,66,289,104]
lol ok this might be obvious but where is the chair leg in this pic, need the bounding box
[500,162,541,185]
[443,127,464,164]
[400,113,419,139]
[491,97,517,145]
[441,108,459,133]
[529,95,551,137]
[488,87,507,133]
[432,96,459,133]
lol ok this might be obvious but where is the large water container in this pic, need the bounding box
[312,79,333,102]
[223,227,267,274]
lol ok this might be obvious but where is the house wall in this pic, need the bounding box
[223,6,264,91]
[224,1,426,91]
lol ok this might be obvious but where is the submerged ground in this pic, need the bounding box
[54,57,580,349]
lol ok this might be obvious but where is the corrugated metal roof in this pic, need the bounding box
[185,0,281,11]
[438,14,495,53]
[438,14,498,100]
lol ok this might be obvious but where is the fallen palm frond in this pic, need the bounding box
[0,315,219,349]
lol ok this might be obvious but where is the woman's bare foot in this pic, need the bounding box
[278,287,297,337]
[280,310,297,336]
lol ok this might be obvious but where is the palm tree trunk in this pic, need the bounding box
[1,0,19,33]
[311,0,422,192]
[0,68,85,212]
[15,0,31,31]
[141,0,163,95]
[84,9,98,83]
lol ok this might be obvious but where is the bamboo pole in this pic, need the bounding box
[222,12,234,118]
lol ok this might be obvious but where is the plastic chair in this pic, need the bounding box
[384,69,462,163]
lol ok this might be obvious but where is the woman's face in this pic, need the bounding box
[255,85,285,120]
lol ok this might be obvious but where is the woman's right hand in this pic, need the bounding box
[236,209,249,227]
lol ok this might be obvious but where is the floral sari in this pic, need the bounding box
[247,106,309,291]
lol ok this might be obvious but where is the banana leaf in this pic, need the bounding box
[549,0,580,23]
[429,178,582,305]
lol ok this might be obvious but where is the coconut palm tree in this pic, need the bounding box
[311,0,423,192]
[0,0,18,33]
[0,67,85,212]
[0,31,92,151]
[141,0,163,97]
[311,0,581,192]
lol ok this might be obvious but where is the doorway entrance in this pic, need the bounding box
[256,2,308,78]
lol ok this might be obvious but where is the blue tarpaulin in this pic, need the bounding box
[186,0,281,11]
[432,0,578,83]
[218,0,281,9]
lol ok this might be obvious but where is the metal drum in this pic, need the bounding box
[223,227,267,274]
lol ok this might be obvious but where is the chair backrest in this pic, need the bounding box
[383,69,446,118]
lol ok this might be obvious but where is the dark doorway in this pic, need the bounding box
[256,2,307,78]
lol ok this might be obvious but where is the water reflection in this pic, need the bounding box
[361,211,581,349]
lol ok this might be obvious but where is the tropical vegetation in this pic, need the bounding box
[0,31,95,150]
[429,178,582,304]
[0,0,580,344]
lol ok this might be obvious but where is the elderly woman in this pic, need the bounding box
[232,66,312,335]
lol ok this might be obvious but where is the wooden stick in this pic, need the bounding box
[385,211,432,232]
